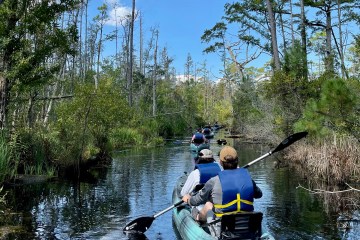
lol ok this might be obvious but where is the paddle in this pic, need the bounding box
[123,200,184,233]
[123,131,308,234]
[242,131,308,168]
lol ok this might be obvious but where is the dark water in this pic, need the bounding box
[2,136,359,239]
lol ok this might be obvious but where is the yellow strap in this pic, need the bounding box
[214,193,253,217]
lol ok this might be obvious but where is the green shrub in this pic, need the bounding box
[11,128,58,176]
[109,127,143,148]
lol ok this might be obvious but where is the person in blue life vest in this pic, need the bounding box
[182,146,262,224]
[181,149,222,197]
[191,128,206,144]
[202,127,211,135]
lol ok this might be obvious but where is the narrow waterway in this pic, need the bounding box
[2,134,359,239]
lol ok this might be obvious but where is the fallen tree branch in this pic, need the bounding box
[296,183,360,194]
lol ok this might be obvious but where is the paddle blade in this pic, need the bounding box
[123,216,155,233]
[272,131,308,154]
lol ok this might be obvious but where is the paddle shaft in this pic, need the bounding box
[242,152,272,168]
[153,200,183,218]
[242,131,308,168]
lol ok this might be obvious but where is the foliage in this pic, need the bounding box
[232,76,263,133]
[212,98,233,128]
[174,80,205,128]
[10,128,57,176]
[0,0,79,90]
[283,40,308,80]
[347,35,360,78]
[222,2,271,53]
[263,70,310,135]
[295,78,360,141]
[54,80,132,166]
[109,127,143,148]
[0,132,14,183]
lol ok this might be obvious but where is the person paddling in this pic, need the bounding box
[181,149,221,196]
[191,128,206,144]
[182,146,262,227]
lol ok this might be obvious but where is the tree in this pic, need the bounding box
[0,0,79,129]
[266,0,281,70]
[128,0,136,106]
[304,0,359,75]
[94,4,109,88]
[184,53,193,81]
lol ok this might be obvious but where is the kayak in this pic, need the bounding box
[190,142,210,154]
[204,131,214,139]
[172,174,275,240]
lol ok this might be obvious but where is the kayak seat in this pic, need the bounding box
[220,212,263,240]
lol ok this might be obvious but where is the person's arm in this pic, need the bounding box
[180,170,200,197]
[188,178,215,206]
[252,180,262,199]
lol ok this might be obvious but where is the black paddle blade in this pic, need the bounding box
[123,216,155,233]
[273,131,308,153]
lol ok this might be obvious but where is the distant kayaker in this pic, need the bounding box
[202,127,211,135]
[191,128,206,144]
[182,146,262,227]
[180,149,222,197]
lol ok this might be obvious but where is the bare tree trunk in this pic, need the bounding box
[143,29,155,78]
[185,53,193,81]
[11,91,19,132]
[96,15,105,88]
[337,0,347,79]
[84,0,89,81]
[266,0,281,71]
[279,11,287,50]
[300,0,308,79]
[77,2,83,79]
[290,0,295,46]
[140,12,143,75]
[152,30,159,117]
[325,6,333,73]
[0,0,19,129]
[27,92,36,129]
[128,0,136,106]
[0,74,7,129]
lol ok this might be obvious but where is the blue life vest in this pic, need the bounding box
[214,168,254,217]
[195,163,221,184]
[203,128,211,134]
[193,133,204,144]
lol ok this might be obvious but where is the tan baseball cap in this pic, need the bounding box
[219,146,238,162]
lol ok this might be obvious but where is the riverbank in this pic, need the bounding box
[284,135,360,184]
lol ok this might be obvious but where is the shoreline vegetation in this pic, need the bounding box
[0,0,359,233]
[285,135,360,185]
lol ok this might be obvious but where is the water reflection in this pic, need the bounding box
[1,137,359,239]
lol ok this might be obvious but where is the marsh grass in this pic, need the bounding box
[0,134,14,183]
[285,135,360,184]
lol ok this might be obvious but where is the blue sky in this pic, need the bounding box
[88,0,241,80]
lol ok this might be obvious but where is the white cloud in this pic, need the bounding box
[106,6,132,26]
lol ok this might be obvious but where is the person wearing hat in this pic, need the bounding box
[181,149,222,197]
[182,146,262,225]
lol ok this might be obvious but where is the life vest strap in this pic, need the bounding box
[214,193,253,217]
